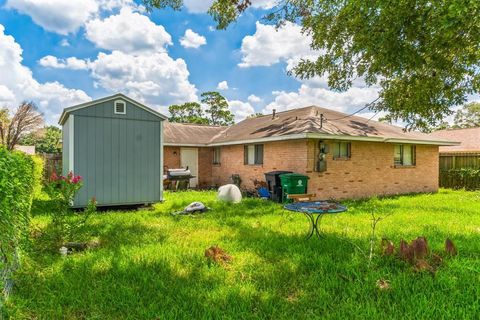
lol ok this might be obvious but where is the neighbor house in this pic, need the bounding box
[428,127,480,169]
[164,106,457,199]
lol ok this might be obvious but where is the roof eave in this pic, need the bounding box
[58,93,167,125]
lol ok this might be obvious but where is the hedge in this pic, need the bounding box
[0,146,43,308]
[439,168,480,190]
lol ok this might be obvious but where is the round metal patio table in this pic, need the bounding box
[284,201,347,239]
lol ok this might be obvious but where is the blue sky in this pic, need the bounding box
[0,0,380,125]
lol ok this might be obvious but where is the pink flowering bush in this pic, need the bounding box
[46,171,96,241]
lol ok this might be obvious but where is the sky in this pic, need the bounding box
[0,0,390,125]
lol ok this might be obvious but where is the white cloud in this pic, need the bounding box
[85,8,172,53]
[60,39,70,47]
[217,80,229,90]
[6,0,99,35]
[179,29,207,49]
[89,51,197,108]
[239,21,317,69]
[262,83,379,115]
[229,100,255,122]
[247,94,262,104]
[5,0,139,35]
[39,55,89,70]
[0,25,91,124]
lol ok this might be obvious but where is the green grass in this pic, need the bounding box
[7,189,480,319]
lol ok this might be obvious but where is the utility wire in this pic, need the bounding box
[324,97,380,121]
[365,110,381,123]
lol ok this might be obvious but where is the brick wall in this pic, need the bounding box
[164,146,181,170]
[211,139,308,188]
[306,140,439,199]
[210,139,439,199]
[163,146,213,188]
[198,147,213,187]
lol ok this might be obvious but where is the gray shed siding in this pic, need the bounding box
[64,98,163,207]
[62,116,70,175]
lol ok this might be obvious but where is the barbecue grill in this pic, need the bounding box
[165,168,195,190]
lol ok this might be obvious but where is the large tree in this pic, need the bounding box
[452,102,480,129]
[201,91,234,126]
[20,125,62,154]
[0,102,44,150]
[144,0,480,130]
[168,102,209,124]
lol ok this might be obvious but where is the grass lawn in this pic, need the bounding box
[6,189,480,319]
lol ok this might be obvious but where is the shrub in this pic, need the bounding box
[441,168,480,190]
[0,146,36,305]
[45,172,94,242]
[31,155,44,198]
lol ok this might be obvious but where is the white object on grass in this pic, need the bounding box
[59,246,68,256]
[184,202,207,213]
[217,184,242,203]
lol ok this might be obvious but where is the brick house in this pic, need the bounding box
[164,106,456,199]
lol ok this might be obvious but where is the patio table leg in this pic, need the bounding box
[303,212,315,239]
[314,214,324,238]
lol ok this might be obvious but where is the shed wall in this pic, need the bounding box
[67,99,163,207]
[62,116,70,175]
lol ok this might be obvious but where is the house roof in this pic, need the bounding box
[163,106,457,146]
[59,93,167,125]
[163,122,226,146]
[428,127,480,153]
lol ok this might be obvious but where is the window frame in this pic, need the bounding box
[394,144,416,167]
[114,100,126,115]
[213,147,221,165]
[244,144,264,165]
[332,141,351,160]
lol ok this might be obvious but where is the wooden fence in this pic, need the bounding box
[42,153,62,181]
[439,153,480,189]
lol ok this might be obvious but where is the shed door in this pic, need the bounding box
[180,147,198,188]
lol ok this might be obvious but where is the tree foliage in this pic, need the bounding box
[0,102,44,150]
[452,102,480,129]
[201,91,234,126]
[168,102,209,124]
[168,92,235,126]
[20,126,62,154]
[144,0,480,130]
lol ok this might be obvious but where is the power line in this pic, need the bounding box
[324,97,380,121]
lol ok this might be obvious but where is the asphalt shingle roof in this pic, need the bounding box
[164,106,457,146]
[428,127,479,153]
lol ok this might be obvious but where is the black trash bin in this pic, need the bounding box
[265,171,292,202]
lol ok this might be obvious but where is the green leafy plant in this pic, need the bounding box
[0,146,39,309]
[45,172,94,242]
[442,168,480,190]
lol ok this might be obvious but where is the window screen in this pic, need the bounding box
[333,142,351,159]
[213,147,221,165]
[394,144,416,166]
[244,144,264,165]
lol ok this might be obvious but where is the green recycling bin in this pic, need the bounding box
[279,173,309,203]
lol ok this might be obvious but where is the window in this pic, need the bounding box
[114,100,126,114]
[244,144,263,165]
[333,141,351,159]
[394,144,416,166]
[213,147,221,165]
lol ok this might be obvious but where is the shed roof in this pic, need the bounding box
[428,127,480,153]
[164,106,458,146]
[59,93,167,125]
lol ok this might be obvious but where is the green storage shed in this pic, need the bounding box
[59,93,166,207]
